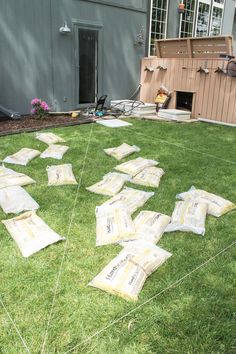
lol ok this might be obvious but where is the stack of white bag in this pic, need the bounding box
[165,200,208,236]
[104,143,140,160]
[166,186,235,236]
[2,211,65,257]
[0,186,39,214]
[115,157,159,176]
[88,143,173,300]
[86,172,131,196]
[36,132,65,145]
[0,165,35,189]
[89,240,172,301]
[133,210,171,243]
[3,148,41,166]
[40,144,69,160]
[47,164,78,186]
[95,208,171,246]
[0,132,69,257]
[95,205,136,246]
[131,167,165,188]
[177,186,236,217]
[36,132,69,160]
[102,187,154,215]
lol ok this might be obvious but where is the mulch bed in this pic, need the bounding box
[0,114,95,136]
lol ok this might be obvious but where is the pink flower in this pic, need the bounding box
[41,101,49,111]
[30,108,36,114]
[31,98,41,106]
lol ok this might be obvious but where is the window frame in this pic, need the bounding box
[194,0,211,37]
[178,0,198,38]
[148,0,169,56]
[209,0,225,36]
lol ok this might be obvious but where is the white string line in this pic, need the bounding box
[64,240,236,354]
[133,130,236,166]
[40,123,94,354]
[0,297,31,354]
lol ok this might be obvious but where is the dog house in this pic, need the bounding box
[140,36,236,125]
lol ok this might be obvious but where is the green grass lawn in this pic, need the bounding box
[0,119,235,354]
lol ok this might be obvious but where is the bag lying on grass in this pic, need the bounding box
[176,186,236,218]
[40,144,69,160]
[102,187,155,215]
[95,205,136,246]
[89,240,172,301]
[131,167,164,188]
[36,132,65,145]
[0,186,39,214]
[86,172,130,196]
[115,157,159,177]
[0,165,35,189]
[2,211,65,257]
[47,164,78,186]
[165,200,208,236]
[132,210,170,244]
[3,148,41,166]
[104,143,140,160]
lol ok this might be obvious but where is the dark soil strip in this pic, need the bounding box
[0,117,94,137]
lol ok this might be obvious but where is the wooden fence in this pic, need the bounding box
[140,57,236,124]
[155,36,233,59]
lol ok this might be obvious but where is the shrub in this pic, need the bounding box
[31,98,50,119]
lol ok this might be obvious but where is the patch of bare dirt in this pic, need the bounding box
[0,114,94,135]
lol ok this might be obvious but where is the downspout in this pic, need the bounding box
[49,0,56,111]
[145,0,152,57]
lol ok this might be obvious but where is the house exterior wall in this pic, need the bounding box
[221,0,236,36]
[0,0,149,114]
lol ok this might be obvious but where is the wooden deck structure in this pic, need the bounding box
[140,36,236,124]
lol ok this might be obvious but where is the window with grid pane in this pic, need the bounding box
[196,1,211,37]
[210,1,224,36]
[180,0,196,38]
[149,0,168,56]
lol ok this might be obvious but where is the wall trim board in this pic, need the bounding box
[79,0,147,13]
[198,118,236,127]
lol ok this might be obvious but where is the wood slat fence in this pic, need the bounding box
[155,36,233,59]
[140,36,236,124]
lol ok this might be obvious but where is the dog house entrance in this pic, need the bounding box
[176,91,193,112]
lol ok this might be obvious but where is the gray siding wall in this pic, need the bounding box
[0,0,148,114]
[222,0,236,36]
[0,0,53,115]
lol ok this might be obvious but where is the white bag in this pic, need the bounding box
[121,240,172,276]
[132,210,171,244]
[95,205,136,246]
[165,200,208,235]
[104,143,140,160]
[3,148,41,166]
[0,165,35,189]
[177,186,236,218]
[86,172,130,196]
[0,186,39,214]
[89,240,172,301]
[2,211,65,257]
[36,132,65,145]
[102,187,155,215]
[40,144,69,160]
[47,164,78,186]
[115,157,159,177]
[131,167,164,188]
